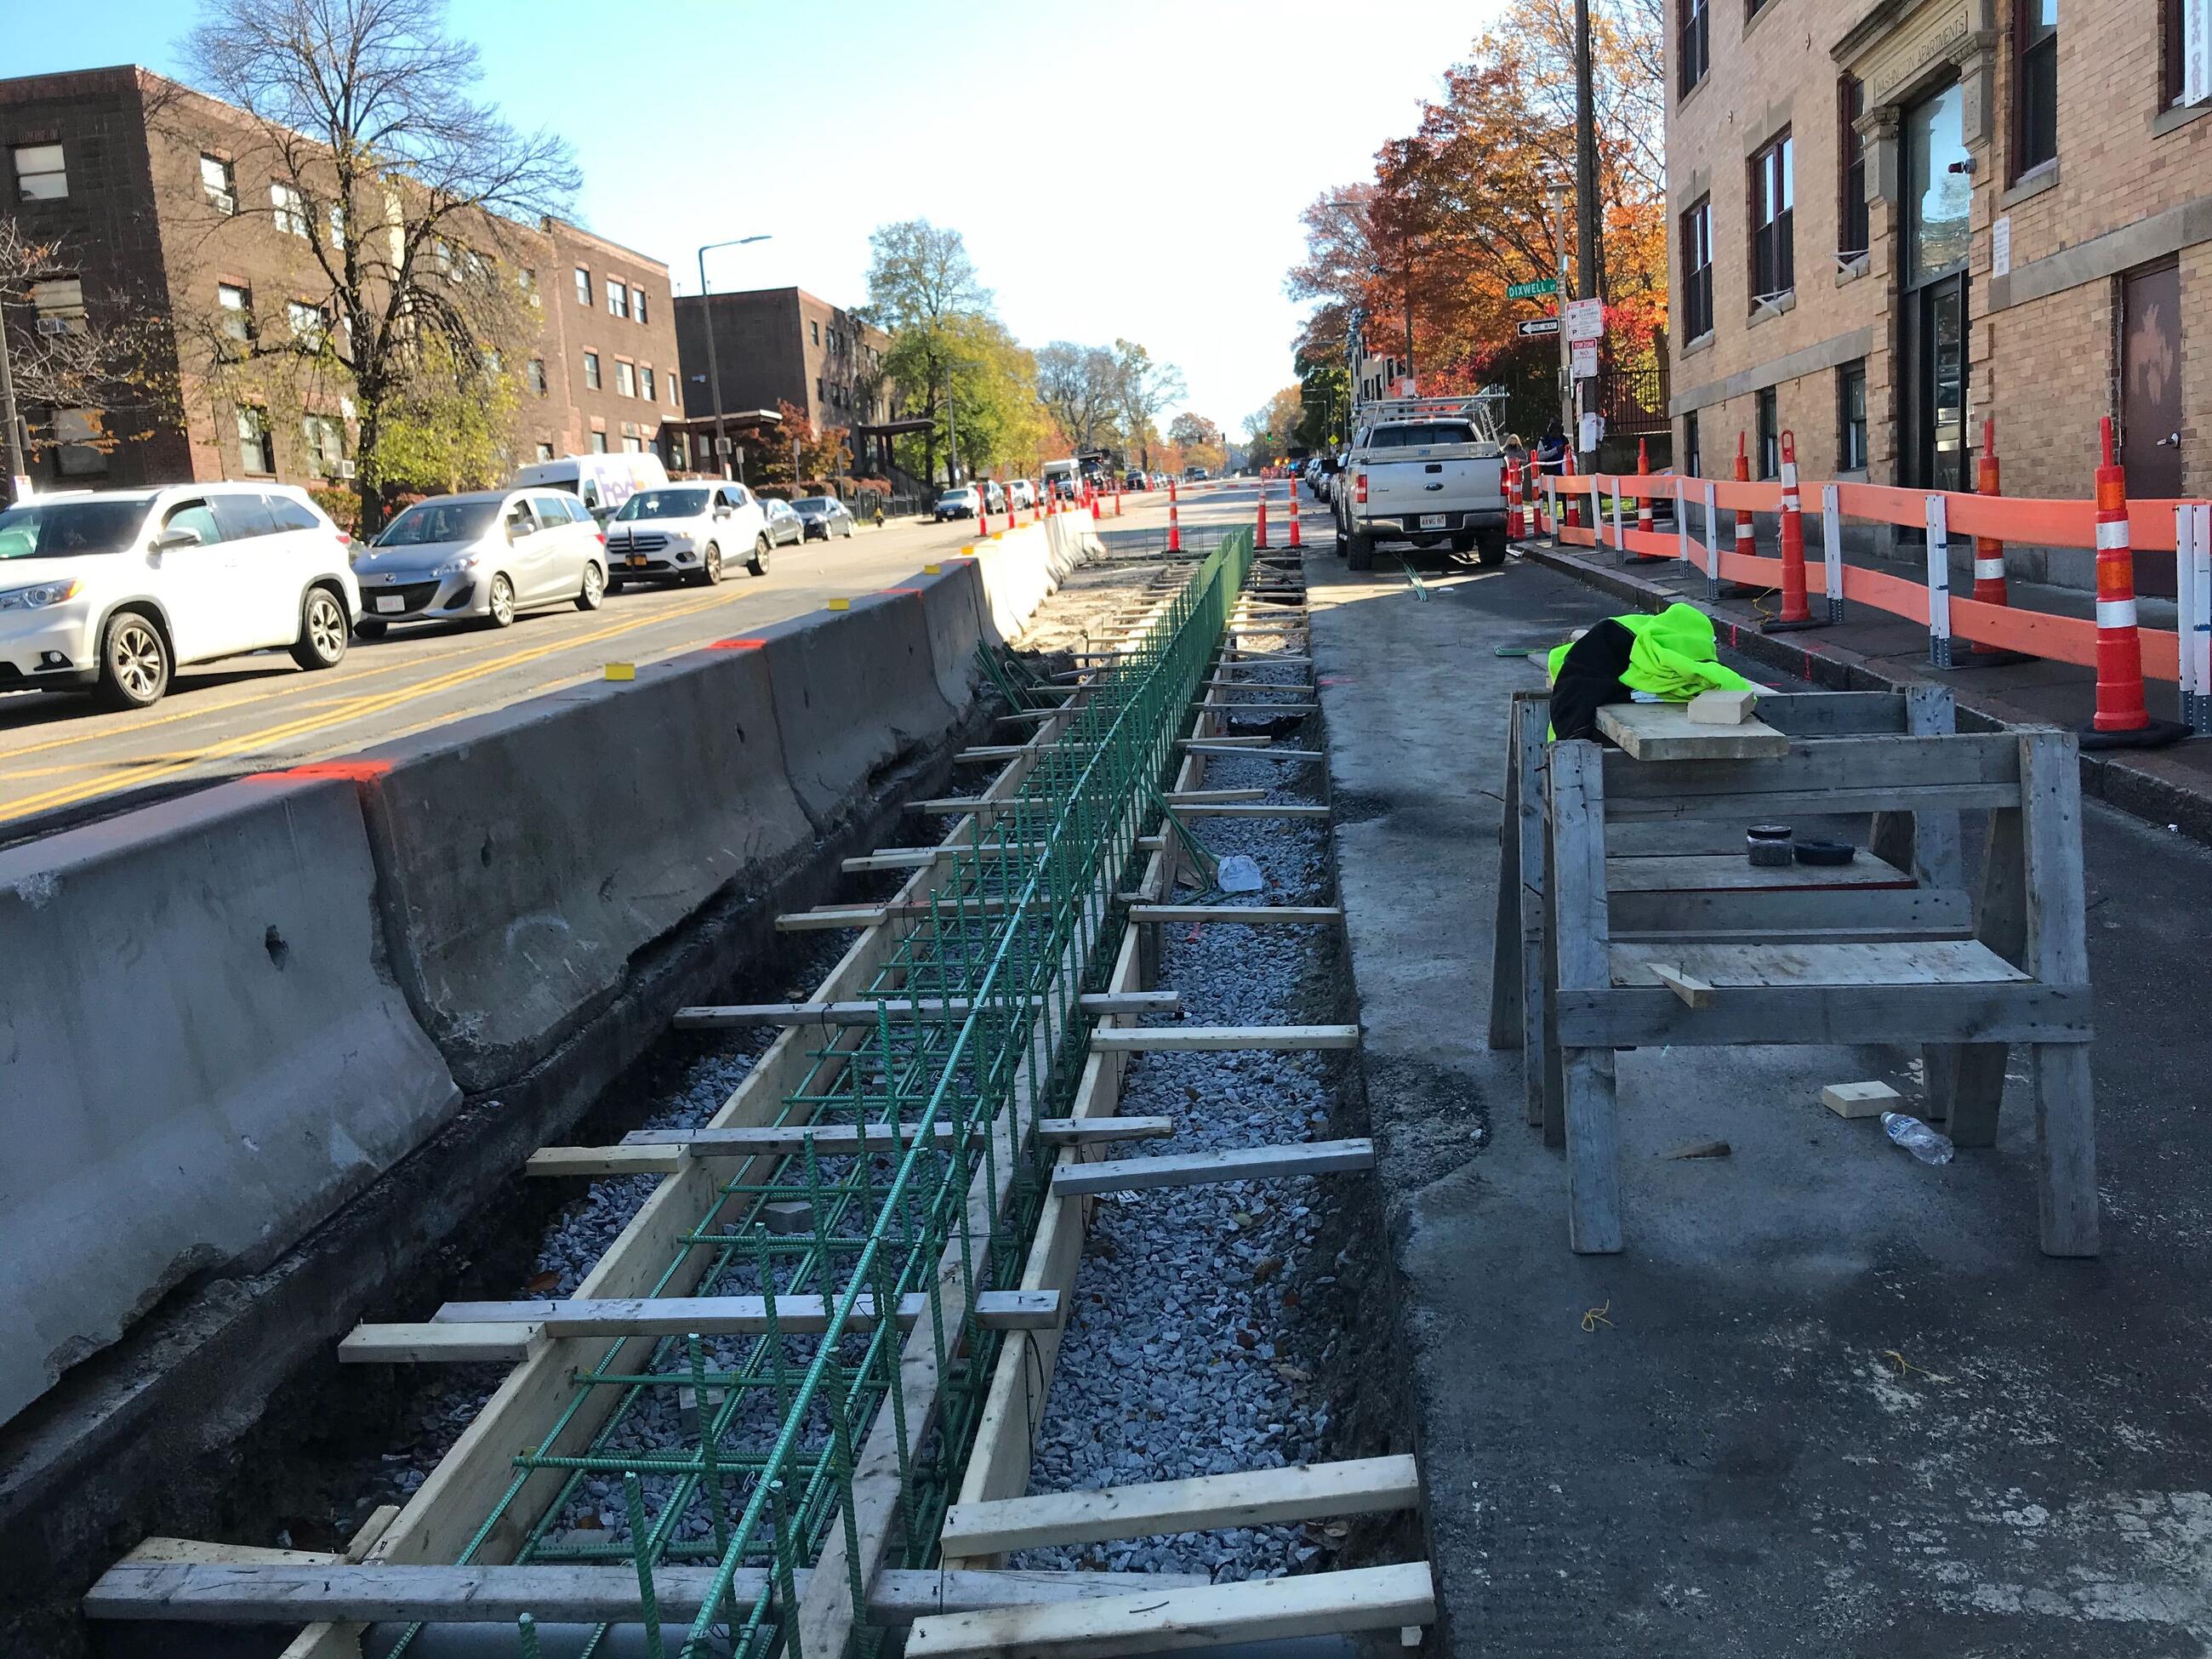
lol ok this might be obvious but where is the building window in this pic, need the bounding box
[14,143,66,202]
[271,182,309,237]
[1683,411,1702,479]
[2163,0,2202,107]
[583,351,601,391]
[1747,0,1773,14]
[607,277,628,319]
[640,365,654,401]
[670,375,680,410]
[288,299,329,348]
[816,376,825,402]
[632,287,647,325]
[218,282,254,341]
[31,276,87,335]
[1839,361,1868,471]
[590,430,609,453]
[574,266,591,305]
[622,434,643,453]
[2015,0,2058,177]
[54,408,106,476]
[200,154,237,214]
[1750,132,1794,304]
[528,357,547,396]
[1839,78,1869,260]
[1679,0,1708,96]
[1680,197,1713,341]
[536,441,556,462]
[237,406,275,475]
[301,413,344,477]
[615,360,636,397]
[810,320,820,346]
[1755,387,1779,479]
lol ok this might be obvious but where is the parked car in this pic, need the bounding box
[1337,396,1508,570]
[604,482,775,586]
[762,498,805,555]
[792,495,858,540]
[351,488,607,635]
[0,482,357,710]
[979,480,1006,515]
[1122,469,1146,491]
[935,486,981,521]
[1008,479,1036,510]
[1183,465,1209,482]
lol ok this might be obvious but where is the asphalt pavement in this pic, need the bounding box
[0,496,1172,847]
[1309,544,2212,1656]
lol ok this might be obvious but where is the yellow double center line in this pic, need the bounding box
[0,586,744,826]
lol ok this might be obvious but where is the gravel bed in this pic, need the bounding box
[1010,618,1353,1584]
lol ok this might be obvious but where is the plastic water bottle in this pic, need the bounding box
[1881,1111,1955,1166]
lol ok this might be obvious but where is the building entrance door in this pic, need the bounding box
[1899,81,1973,495]
[2122,259,2182,596]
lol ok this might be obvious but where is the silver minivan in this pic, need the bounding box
[351,489,607,635]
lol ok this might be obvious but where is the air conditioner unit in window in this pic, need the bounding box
[336,459,356,478]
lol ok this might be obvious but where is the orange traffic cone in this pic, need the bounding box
[2084,415,2186,747]
[1628,436,1665,563]
[1288,487,1303,550]
[1167,500,1181,554]
[1764,430,1820,630]
[1952,417,2027,667]
[1256,477,1270,550]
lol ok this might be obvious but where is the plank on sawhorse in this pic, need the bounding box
[904,1562,1437,1658]
[938,1455,1421,1554]
[1051,1139,1375,1196]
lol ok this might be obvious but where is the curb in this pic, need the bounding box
[1514,539,2212,849]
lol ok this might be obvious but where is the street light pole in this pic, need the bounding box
[695,234,770,481]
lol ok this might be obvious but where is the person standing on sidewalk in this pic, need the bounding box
[1534,419,1569,477]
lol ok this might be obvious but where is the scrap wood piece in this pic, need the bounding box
[938,1456,1421,1555]
[1822,1080,1901,1119]
[618,1122,962,1154]
[83,1562,1208,1626]
[1594,701,1790,761]
[1180,744,1325,760]
[1646,963,1716,1008]
[337,1322,550,1365]
[1089,1024,1360,1052]
[1687,688,1759,725]
[1051,1139,1375,1196]
[1125,904,1342,923]
[419,1289,1059,1338]
[904,1561,1438,1658]
[1035,1115,1175,1145]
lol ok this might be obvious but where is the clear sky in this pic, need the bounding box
[8,0,1505,431]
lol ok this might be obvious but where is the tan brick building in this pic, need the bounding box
[1,66,681,499]
[1668,0,2212,579]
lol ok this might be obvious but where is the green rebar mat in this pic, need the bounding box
[375,528,1255,1659]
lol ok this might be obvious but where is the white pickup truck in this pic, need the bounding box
[1334,394,1509,571]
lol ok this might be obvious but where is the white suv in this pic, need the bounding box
[0,482,359,710]
[604,482,773,587]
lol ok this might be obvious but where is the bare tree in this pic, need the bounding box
[1109,339,1185,470]
[1034,341,1120,454]
[177,0,578,527]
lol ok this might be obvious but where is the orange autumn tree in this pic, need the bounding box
[1290,2,1666,385]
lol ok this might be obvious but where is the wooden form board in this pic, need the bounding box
[426,1288,1061,1336]
[1035,1115,1175,1144]
[1089,1024,1360,1052]
[88,1563,1210,1626]
[1595,702,1791,761]
[1051,1139,1375,1196]
[674,991,1179,1029]
[904,1563,1437,1658]
[939,1456,1420,1555]
[1124,904,1341,923]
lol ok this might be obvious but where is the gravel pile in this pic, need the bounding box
[1010,623,1351,1584]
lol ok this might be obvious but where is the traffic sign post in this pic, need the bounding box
[1507,277,1559,300]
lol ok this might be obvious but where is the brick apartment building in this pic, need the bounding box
[1667,0,2212,581]
[673,286,892,447]
[1,66,681,499]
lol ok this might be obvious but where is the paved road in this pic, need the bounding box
[0,496,1187,847]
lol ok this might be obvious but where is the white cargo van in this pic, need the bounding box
[511,452,668,522]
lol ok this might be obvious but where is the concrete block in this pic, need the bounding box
[1822,1080,1901,1119]
[1688,689,1758,725]
[906,561,988,710]
[350,641,814,1092]
[0,776,459,1427]
[753,592,964,831]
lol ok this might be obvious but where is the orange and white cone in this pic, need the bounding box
[1629,436,1665,563]
[2084,415,2186,747]
[1256,477,1270,550]
[1167,499,1181,554]
[1764,430,1821,630]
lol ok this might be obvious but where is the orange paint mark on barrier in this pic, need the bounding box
[709,637,767,651]
[878,586,923,596]
[261,758,396,783]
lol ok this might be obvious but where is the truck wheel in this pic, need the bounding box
[1477,528,1510,567]
[1347,533,1375,572]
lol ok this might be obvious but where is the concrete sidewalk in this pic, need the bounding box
[1308,550,2212,1657]
[1519,533,2212,845]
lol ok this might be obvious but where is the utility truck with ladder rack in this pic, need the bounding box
[1331,391,1510,572]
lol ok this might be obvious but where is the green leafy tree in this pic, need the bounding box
[865,219,989,486]
[1109,339,1185,470]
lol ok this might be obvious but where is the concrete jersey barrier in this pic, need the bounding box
[346,641,813,1093]
[0,775,459,1427]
